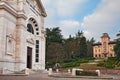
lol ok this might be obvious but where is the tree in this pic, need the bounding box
[46,27,64,68]
[46,27,63,46]
[46,42,65,68]
[64,39,79,59]
[76,30,83,38]
[77,36,87,58]
[114,31,120,60]
[114,40,120,60]
[46,28,91,67]
[87,37,95,57]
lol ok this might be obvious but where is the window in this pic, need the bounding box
[36,49,39,53]
[36,40,39,44]
[95,49,97,53]
[35,58,39,62]
[36,32,39,35]
[27,24,34,34]
[36,45,39,48]
[110,54,113,57]
[36,28,39,31]
[36,54,39,57]
[35,24,38,27]
[95,55,97,57]
[99,54,101,58]
[99,49,100,52]
[35,40,39,62]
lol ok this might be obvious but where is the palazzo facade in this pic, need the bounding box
[93,33,115,58]
[0,0,47,73]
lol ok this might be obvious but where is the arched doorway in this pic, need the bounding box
[26,18,39,69]
[26,23,34,69]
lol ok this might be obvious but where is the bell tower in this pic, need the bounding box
[101,33,110,57]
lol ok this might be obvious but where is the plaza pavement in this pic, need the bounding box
[0,73,120,80]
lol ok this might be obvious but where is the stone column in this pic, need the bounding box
[96,69,100,76]
[48,68,52,75]
[15,16,27,71]
[41,37,45,70]
[15,0,27,71]
[68,69,71,73]
[72,68,76,76]
[0,16,6,59]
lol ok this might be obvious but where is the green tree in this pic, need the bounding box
[46,42,65,68]
[46,28,91,67]
[46,27,64,68]
[77,36,87,58]
[46,27,63,46]
[74,31,87,58]
[64,39,79,59]
[87,37,95,57]
[114,31,120,60]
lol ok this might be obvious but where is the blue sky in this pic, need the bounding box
[42,0,120,41]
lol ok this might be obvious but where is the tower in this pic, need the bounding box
[101,33,110,57]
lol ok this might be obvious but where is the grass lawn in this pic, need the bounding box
[61,57,120,69]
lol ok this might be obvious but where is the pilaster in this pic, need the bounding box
[15,0,27,71]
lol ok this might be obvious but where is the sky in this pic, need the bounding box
[42,0,120,41]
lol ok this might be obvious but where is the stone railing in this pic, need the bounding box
[48,68,100,76]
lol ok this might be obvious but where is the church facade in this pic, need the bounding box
[0,0,47,73]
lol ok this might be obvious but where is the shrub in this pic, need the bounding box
[106,63,115,69]
[97,62,105,67]
[63,58,76,63]
[61,58,95,68]
[62,62,76,68]
[76,70,98,76]
[105,57,118,69]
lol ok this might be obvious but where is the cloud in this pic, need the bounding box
[42,0,120,40]
[83,30,93,39]
[59,20,80,38]
[56,0,86,16]
[42,0,58,27]
[42,0,87,38]
[42,0,88,28]
[82,0,120,41]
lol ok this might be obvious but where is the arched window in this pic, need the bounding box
[27,24,34,34]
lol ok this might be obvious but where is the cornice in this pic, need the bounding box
[0,1,27,20]
[17,10,27,19]
[36,0,47,17]
[0,1,17,17]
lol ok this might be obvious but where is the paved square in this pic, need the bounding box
[0,73,119,80]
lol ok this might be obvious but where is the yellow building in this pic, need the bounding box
[93,33,115,58]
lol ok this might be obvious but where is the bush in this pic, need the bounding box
[61,58,95,68]
[62,62,79,68]
[97,62,105,67]
[63,58,76,63]
[105,57,118,68]
[106,63,115,69]
[76,70,98,76]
